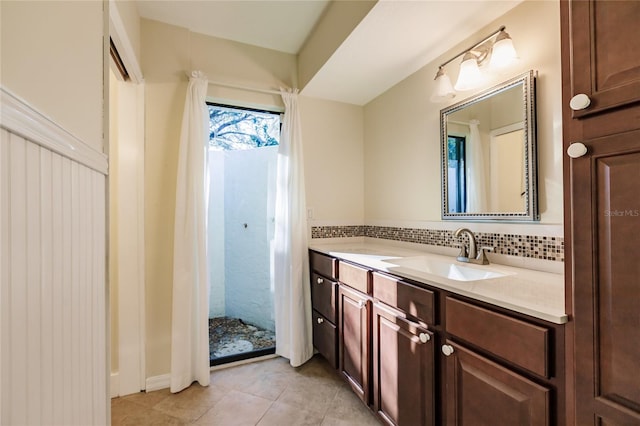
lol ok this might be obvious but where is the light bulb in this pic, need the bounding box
[490,30,518,69]
[455,52,483,91]
[431,67,456,102]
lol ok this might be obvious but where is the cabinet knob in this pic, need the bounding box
[441,344,454,356]
[357,300,365,308]
[316,277,324,284]
[567,142,588,158]
[569,93,591,111]
[419,333,430,343]
[317,317,324,324]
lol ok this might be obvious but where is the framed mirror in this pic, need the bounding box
[441,70,538,221]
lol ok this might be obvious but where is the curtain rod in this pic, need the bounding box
[184,72,282,96]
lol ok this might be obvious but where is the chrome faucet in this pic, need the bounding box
[453,228,493,265]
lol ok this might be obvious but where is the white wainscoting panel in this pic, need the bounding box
[0,128,108,425]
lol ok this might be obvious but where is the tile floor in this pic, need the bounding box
[111,355,382,425]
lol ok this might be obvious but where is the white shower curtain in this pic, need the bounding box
[467,119,487,212]
[170,71,210,393]
[273,89,313,367]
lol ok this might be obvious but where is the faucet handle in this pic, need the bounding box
[476,246,494,265]
[454,243,468,261]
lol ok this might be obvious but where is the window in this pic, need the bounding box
[207,103,280,151]
[447,135,466,213]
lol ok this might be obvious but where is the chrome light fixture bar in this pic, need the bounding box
[431,26,518,102]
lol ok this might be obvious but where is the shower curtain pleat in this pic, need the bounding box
[273,89,314,367]
[170,71,210,393]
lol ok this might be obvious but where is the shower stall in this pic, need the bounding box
[206,104,280,365]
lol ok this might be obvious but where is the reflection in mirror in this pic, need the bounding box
[441,70,538,221]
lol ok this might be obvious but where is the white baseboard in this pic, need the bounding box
[110,373,119,398]
[145,374,171,392]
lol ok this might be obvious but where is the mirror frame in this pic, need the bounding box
[440,70,538,221]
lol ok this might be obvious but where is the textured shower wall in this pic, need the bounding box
[209,146,277,332]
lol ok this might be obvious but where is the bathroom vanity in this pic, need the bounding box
[309,242,567,426]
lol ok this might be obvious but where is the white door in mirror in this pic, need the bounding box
[567,143,588,158]
[570,93,591,111]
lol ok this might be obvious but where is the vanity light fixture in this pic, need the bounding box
[431,66,456,102]
[454,51,484,91]
[431,26,518,102]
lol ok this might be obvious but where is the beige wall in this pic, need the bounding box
[141,18,364,376]
[300,96,365,224]
[0,0,104,151]
[364,0,563,226]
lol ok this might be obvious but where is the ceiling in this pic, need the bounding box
[135,0,523,105]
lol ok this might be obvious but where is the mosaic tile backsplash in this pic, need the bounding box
[311,225,564,262]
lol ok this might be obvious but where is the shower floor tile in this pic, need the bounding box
[209,317,275,361]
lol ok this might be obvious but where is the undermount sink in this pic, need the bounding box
[383,255,510,282]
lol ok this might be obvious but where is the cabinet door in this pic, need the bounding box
[372,303,434,426]
[338,284,370,404]
[443,341,549,426]
[570,131,640,425]
[567,0,640,118]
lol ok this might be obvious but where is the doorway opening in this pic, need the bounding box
[206,103,280,366]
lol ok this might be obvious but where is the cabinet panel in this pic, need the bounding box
[310,250,339,280]
[568,0,640,118]
[444,341,549,426]
[373,272,435,325]
[373,303,434,426]
[311,272,337,323]
[312,310,337,369]
[446,297,549,377]
[571,131,640,425]
[338,284,371,403]
[339,261,371,294]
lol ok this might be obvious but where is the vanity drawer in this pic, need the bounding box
[311,272,337,323]
[310,251,339,280]
[372,272,436,325]
[445,297,549,377]
[313,310,337,369]
[338,261,371,294]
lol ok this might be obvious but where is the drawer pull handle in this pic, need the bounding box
[317,317,324,324]
[567,142,588,158]
[419,333,430,343]
[317,277,324,284]
[441,344,454,356]
[569,93,591,111]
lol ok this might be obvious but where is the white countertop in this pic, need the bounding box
[309,240,568,324]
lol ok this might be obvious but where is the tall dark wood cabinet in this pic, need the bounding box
[561,1,640,424]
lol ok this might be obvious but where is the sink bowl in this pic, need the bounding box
[384,255,509,282]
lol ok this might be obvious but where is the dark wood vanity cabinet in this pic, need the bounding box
[309,251,565,425]
[309,251,339,368]
[561,1,640,424]
[372,271,436,426]
[443,340,550,426]
[442,296,560,426]
[338,282,371,404]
